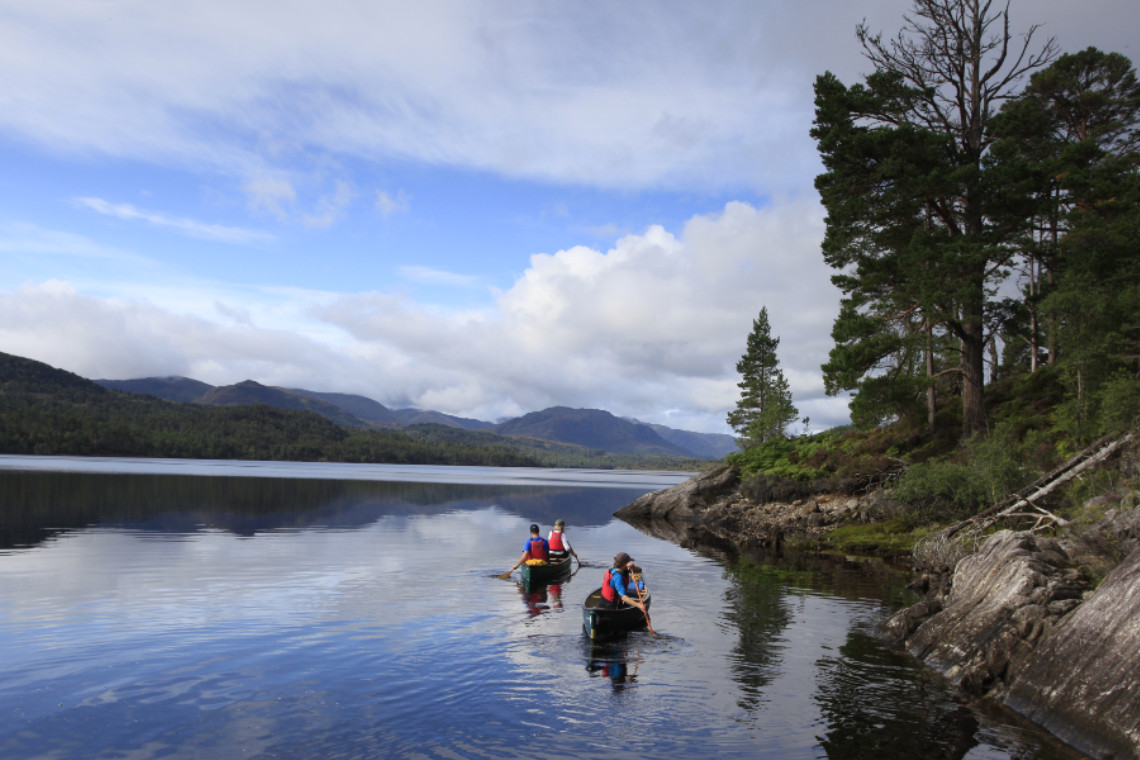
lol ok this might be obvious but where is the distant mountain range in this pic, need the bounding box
[94,376,737,459]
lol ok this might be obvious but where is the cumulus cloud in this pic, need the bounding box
[0,198,845,432]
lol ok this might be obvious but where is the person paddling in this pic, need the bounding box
[547,519,579,565]
[600,552,646,611]
[507,524,549,574]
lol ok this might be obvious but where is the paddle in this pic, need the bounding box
[633,571,656,635]
[498,566,516,580]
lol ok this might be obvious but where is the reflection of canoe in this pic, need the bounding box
[521,555,573,586]
[582,587,651,639]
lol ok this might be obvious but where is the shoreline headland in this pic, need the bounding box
[615,462,1140,760]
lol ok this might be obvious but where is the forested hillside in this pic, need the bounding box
[2,352,710,470]
[0,352,537,467]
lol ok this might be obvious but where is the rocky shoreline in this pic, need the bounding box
[615,464,1140,760]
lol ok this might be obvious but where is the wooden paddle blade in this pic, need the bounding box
[634,582,656,635]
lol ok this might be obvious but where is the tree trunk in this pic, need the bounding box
[962,328,988,438]
[1029,255,1039,373]
[961,274,989,439]
[926,322,936,435]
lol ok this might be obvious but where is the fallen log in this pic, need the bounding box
[943,432,1133,541]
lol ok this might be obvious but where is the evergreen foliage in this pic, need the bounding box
[726,307,799,447]
[812,0,1057,439]
[811,1,1140,453]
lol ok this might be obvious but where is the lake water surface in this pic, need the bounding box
[0,456,1085,759]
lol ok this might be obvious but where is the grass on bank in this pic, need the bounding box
[725,366,1140,558]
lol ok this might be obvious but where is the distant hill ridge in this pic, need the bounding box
[93,374,736,459]
[97,376,213,404]
[490,406,693,457]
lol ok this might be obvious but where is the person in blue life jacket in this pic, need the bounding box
[508,524,550,573]
[600,551,646,611]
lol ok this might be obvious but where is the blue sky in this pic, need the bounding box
[1,0,1136,434]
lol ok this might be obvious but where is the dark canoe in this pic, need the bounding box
[520,555,573,586]
[582,587,652,640]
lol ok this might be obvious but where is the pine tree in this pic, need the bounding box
[812,0,1056,439]
[726,308,799,447]
[990,48,1140,438]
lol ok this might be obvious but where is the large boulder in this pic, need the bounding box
[883,528,1140,760]
[1003,545,1140,760]
[614,465,741,522]
[883,530,1089,695]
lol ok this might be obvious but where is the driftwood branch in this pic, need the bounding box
[943,432,1134,540]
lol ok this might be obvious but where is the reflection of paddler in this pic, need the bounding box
[507,524,549,574]
[601,659,626,681]
[521,583,548,617]
[548,582,563,611]
[587,648,640,689]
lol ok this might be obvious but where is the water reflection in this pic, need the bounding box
[721,556,795,711]
[585,639,645,691]
[516,581,568,617]
[706,546,1084,760]
[815,630,983,760]
[0,469,649,551]
[0,463,1090,760]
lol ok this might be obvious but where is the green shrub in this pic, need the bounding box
[891,421,1040,524]
[892,459,988,523]
[1095,371,1140,436]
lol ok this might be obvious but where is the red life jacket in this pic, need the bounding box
[527,537,548,561]
[601,568,621,602]
[548,529,565,552]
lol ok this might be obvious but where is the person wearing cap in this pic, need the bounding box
[508,523,550,573]
[600,551,646,611]
[546,519,578,563]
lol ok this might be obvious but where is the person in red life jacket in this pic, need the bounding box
[546,519,579,563]
[508,524,549,573]
[600,552,646,611]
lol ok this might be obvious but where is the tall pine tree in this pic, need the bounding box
[812,0,1056,439]
[727,307,798,447]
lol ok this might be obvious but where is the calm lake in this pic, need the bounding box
[0,456,1085,760]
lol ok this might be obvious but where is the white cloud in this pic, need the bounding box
[301,180,354,229]
[376,189,411,218]
[0,1,871,195]
[0,280,349,385]
[74,197,275,245]
[0,222,144,264]
[0,199,844,432]
[242,175,297,220]
[1,0,1132,200]
[316,197,841,430]
[399,266,480,288]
